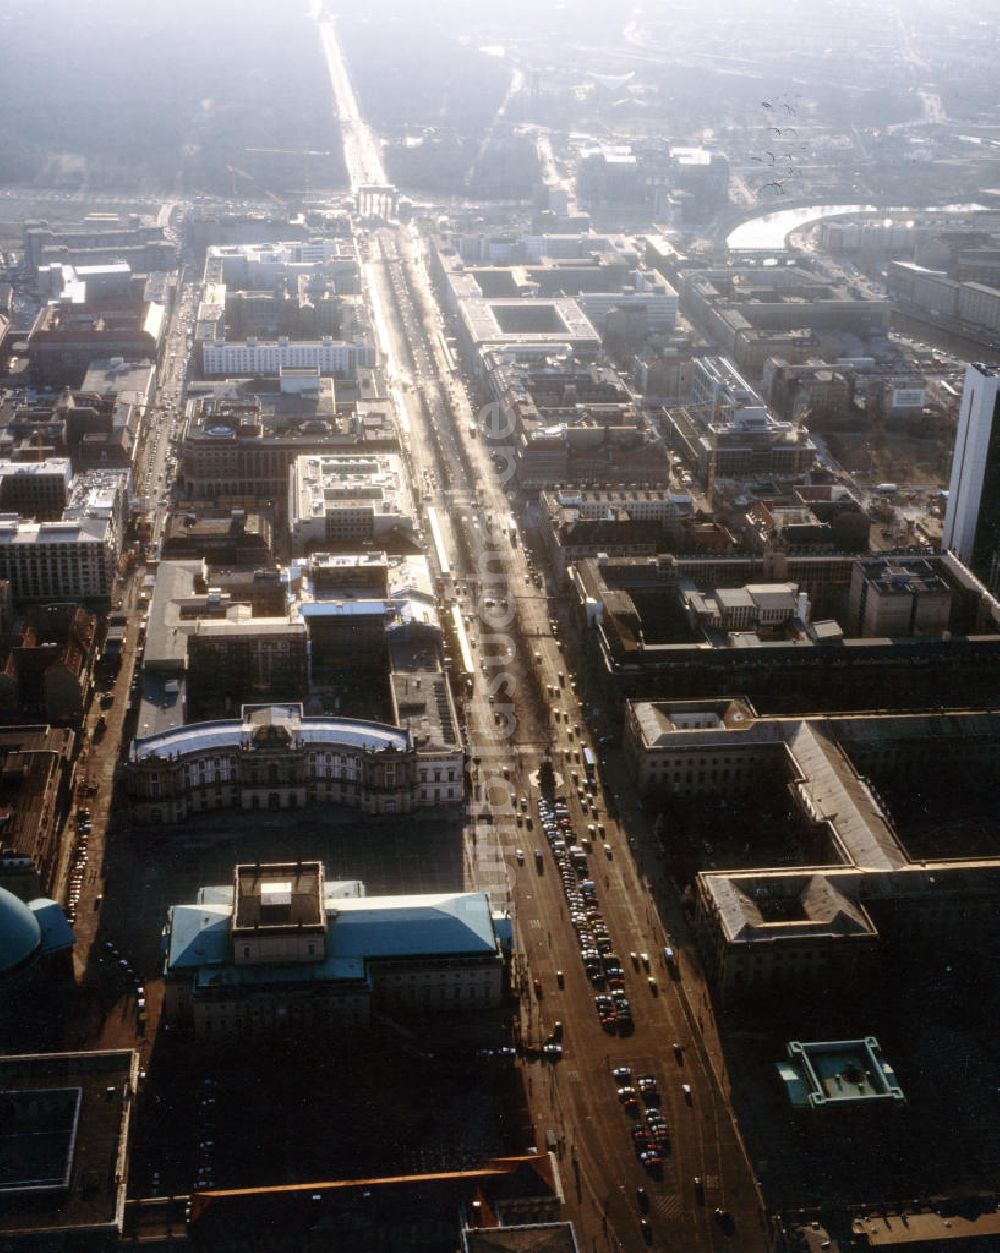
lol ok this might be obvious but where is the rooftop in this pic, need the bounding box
[132,702,410,763]
[852,1207,1000,1246]
[779,1037,905,1109]
[0,1050,137,1241]
[465,1224,580,1252]
[460,298,601,350]
[329,891,498,960]
[233,861,324,934]
[165,884,498,975]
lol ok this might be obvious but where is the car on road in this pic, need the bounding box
[611,1067,632,1082]
[515,849,525,865]
[682,1083,692,1104]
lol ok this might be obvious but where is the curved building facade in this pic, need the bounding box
[124,703,464,823]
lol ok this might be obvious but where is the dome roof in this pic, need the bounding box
[0,886,41,974]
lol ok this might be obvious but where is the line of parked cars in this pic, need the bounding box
[610,1065,668,1174]
[64,807,93,926]
[193,1078,219,1191]
[536,795,637,1037]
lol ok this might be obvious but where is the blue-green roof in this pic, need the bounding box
[0,886,41,974]
[328,892,497,959]
[165,890,499,982]
[166,904,231,969]
[29,899,75,955]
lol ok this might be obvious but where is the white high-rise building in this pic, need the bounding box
[943,364,1000,590]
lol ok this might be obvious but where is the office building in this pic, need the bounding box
[457,298,602,363]
[779,1038,905,1111]
[23,213,170,272]
[201,334,375,378]
[570,549,1000,712]
[0,726,75,896]
[666,403,817,482]
[159,507,275,566]
[848,556,952,638]
[186,614,309,720]
[207,238,359,293]
[288,453,414,553]
[26,301,166,388]
[622,701,1000,1002]
[0,1049,138,1247]
[61,469,130,558]
[690,356,762,419]
[0,515,116,603]
[0,604,97,726]
[943,363,1000,590]
[0,459,72,521]
[178,384,393,502]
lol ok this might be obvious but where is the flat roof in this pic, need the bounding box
[465,1224,580,1252]
[781,1038,905,1109]
[853,1208,1000,1246]
[233,862,324,933]
[0,1050,137,1239]
[0,1087,81,1193]
[460,297,600,349]
[0,517,109,545]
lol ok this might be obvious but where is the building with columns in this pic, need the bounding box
[124,703,464,822]
[162,861,505,1040]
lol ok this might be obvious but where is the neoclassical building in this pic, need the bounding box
[124,703,464,823]
[162,862,506,1040]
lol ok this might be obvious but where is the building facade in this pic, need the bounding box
[288,453,414,553]
[0,516,116,602]
[943,363,1000,591]
[201,335,375,378]
[125,703,464,822]
[186,618,309,720]
[162,861,504,1040]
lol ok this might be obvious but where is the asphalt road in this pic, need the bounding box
[367,218,770,1251]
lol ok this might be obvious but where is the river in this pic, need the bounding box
[726,202,990,252]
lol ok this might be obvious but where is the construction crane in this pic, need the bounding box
[226,163,288,212]
[245,148,332,201]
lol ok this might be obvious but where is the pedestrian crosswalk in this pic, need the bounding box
[654,1191,683,1220]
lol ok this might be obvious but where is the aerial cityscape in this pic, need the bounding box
[3,0,1000,1249]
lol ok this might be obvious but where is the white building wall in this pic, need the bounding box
[943,365,1000,561]
[202,337,375,377]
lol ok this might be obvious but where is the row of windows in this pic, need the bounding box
[648,753,762,768]
[648,766,751,784]
[198,1010,366,1035]
[383,983,490,1002]
[149,755,460,782]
